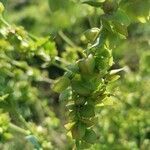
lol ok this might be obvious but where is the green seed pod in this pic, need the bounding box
[0,2,4,14]
[84,28,100,43]
[53,76,70,93]
[83,129,97,144]
[86,54,95,74]
[102,0,118,14]
[71,122,86,140]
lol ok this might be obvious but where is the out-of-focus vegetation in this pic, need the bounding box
[0,0,150,149]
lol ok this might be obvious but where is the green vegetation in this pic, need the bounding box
[0,0,149,149]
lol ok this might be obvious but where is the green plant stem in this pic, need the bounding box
[58,30,85,57]
[58,30,77,48]
[12,109,32,131]
[75,140,80,150]
[9,123,30,136]
[52,61,69,71]
[55,56,70,65]
[0,15,10,27]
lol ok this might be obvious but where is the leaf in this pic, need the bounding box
[71,122,86,139]
[80,141,91,149]
[64,122,75,130]
[95,94,107,104]
[102,19,113,33]
[109,67,125,75]
[71,80,92,96]
[80,105,95,118]
[120,0,150,22]
[82,1,103,7]
[96,97,114,107]
[107,74,120,82]
[81,117,98,127]
[59,88,72,101]
[0,94,9,102]
[68,111,77,121]
[48,0,69,12]
[43,41,58,58]
[83,129,97,144]
[53,76,70,93]
[112,9,131,26]
[112,21,128,37]
[84,28,100,43]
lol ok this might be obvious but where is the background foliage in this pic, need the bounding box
[0,0,150,149]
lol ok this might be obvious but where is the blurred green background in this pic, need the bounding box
[0,0,150,149]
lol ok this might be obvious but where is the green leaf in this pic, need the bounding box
[53,76,70,93]
[71,122,86,139]
[75,97,86,105]
[59,88,72,101]
[107,74,120,82]
[84,28,100,43]
[109,67,125,75]
[112,21,128,37]
[0,94,9,102]
[120,0,150,22]
[80,141,91,149]
[81,117,98,127]
[64,122,75,130]
[71,80,92,96]
[80,105,95,118]
[48,0,69,12]
[83,129,97,144]
[102,19,113,33]
[43,41,58,58]
[82,1,103,7]
[112,9,131,26]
